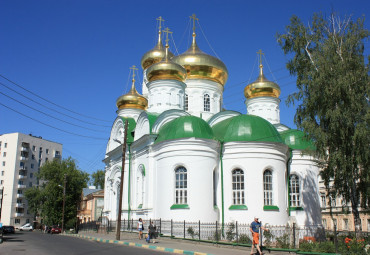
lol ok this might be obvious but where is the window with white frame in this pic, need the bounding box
[320,194,326,208]
[175,166,187,204]
[343,219,349,230]
[289,174,300,207]
[322,219,327,228]
[136,165,145,208]
[203,94,210,112]
[263,170,273,205]
[232,169,245,205]
[185,94,188,111]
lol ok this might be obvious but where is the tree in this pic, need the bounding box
[25,157,89,229]
[91,169,105,189]
[277,13,369,235]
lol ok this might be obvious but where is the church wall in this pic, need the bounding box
[185,79,223,121]
[152,139,219,222]
[289,151,322,227]
[222,142,289,225]
[246,97,281,125]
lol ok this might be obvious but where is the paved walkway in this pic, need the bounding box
[65,230,298,255]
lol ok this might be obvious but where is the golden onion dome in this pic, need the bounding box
[116,74,148,110]
[146,28,187,83]
[244,64,281,99]
[172,36,228,86]
[141,17,174,70]
[141,41,174,70]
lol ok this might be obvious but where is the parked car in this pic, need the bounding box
[2,225,15,234]
[51,226,62,234]
[19,223,33,231]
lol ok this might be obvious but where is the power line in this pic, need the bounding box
[0,81,111,128]
[0,91,107,133]
[0,102,108,141]
[0,74,111,123]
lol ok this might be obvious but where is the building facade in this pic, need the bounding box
[77,187,104,223]
[0,132,62,227]
[103,17,322,228]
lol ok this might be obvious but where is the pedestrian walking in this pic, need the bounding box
[137,218,145,240]
[250,216,269,255]
[148,221,157,243]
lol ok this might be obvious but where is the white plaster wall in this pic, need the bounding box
[152,139,219,222]
[222,142,289,225]
[288,151,322,227]
[246,97,281,124]
[142,69,149,99]
[116,108,144,120]
[147,80,186,113]
[185,79,223,121]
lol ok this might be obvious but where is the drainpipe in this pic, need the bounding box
[219,142,225,236]
[287,149,292,216]
[128,144,132,224]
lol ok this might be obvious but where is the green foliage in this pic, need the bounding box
[237,234,252,244]
[91,169,105,189]
[26,157,89,229]
[277,12,370,233]
[299,240,336,253]
[226,222,235,241]
[263,229,274,247]
[276,233,291,249]
[186,227,198,239]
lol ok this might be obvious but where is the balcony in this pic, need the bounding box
[17,194,24,198]
[20,156,28,161]
[21,146,29,152]
[0,184,3,190]
[17,184,26,189]
[19,175,27,180]
[15,213,24,217]
[16,203,25,208]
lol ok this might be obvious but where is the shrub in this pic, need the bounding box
[226,223,235,242]
[238,234,252,244]
[263,230,274,247]
[276,233,291,249]
[186,227,198,239]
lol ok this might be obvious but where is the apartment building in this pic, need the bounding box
[0,132,62,227]
[319,176,370,232]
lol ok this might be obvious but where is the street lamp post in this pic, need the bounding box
[114,119,128,240]
[61,174,67,233]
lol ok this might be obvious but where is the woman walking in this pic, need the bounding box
[137,218,145,239]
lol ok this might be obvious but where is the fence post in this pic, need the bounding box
[293,223,296,248]
[236,221,239,243]
[184,220,186,239]
[334,223,338,253]
[215,221,218,242]
[259,221,263,247]
[198,220,201,241]
[171,219,173,238]
[160,218,162,236]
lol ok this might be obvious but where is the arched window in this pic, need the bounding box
[232,169,245,205]
[185,94,188,111]
[136,165,145,208]
[263,170,273,205]
[289,174,300,207]
[204,94,210,112]
[175,167,187,204]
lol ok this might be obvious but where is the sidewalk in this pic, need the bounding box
[65,230,297,255]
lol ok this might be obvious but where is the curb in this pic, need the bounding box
[63,234,214,255]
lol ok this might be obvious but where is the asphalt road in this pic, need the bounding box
[0,231,169,255]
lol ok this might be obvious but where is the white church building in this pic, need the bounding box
[103,17,322,228]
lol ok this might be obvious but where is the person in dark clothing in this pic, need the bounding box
[148,221,157,243]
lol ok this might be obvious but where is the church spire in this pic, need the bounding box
[257,49,265,77]
[156,16,165,45]
[162,27,172,60]
[189,14,198,45]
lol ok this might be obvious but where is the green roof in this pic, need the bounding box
[146,112,160,133]
[280,129,315,150]
[212,115,283,143]
[155,116,214,143]
[120,117,136,143]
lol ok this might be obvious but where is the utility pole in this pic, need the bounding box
[115,119,129,240]
[61,174,67,233]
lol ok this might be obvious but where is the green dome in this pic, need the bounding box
[155,116,214,143]
[280,129,315,150]
[212,115,283,143]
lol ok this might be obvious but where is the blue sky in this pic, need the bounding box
[1,0,369,176]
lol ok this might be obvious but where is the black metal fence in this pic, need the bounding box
[78,218,334,248]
